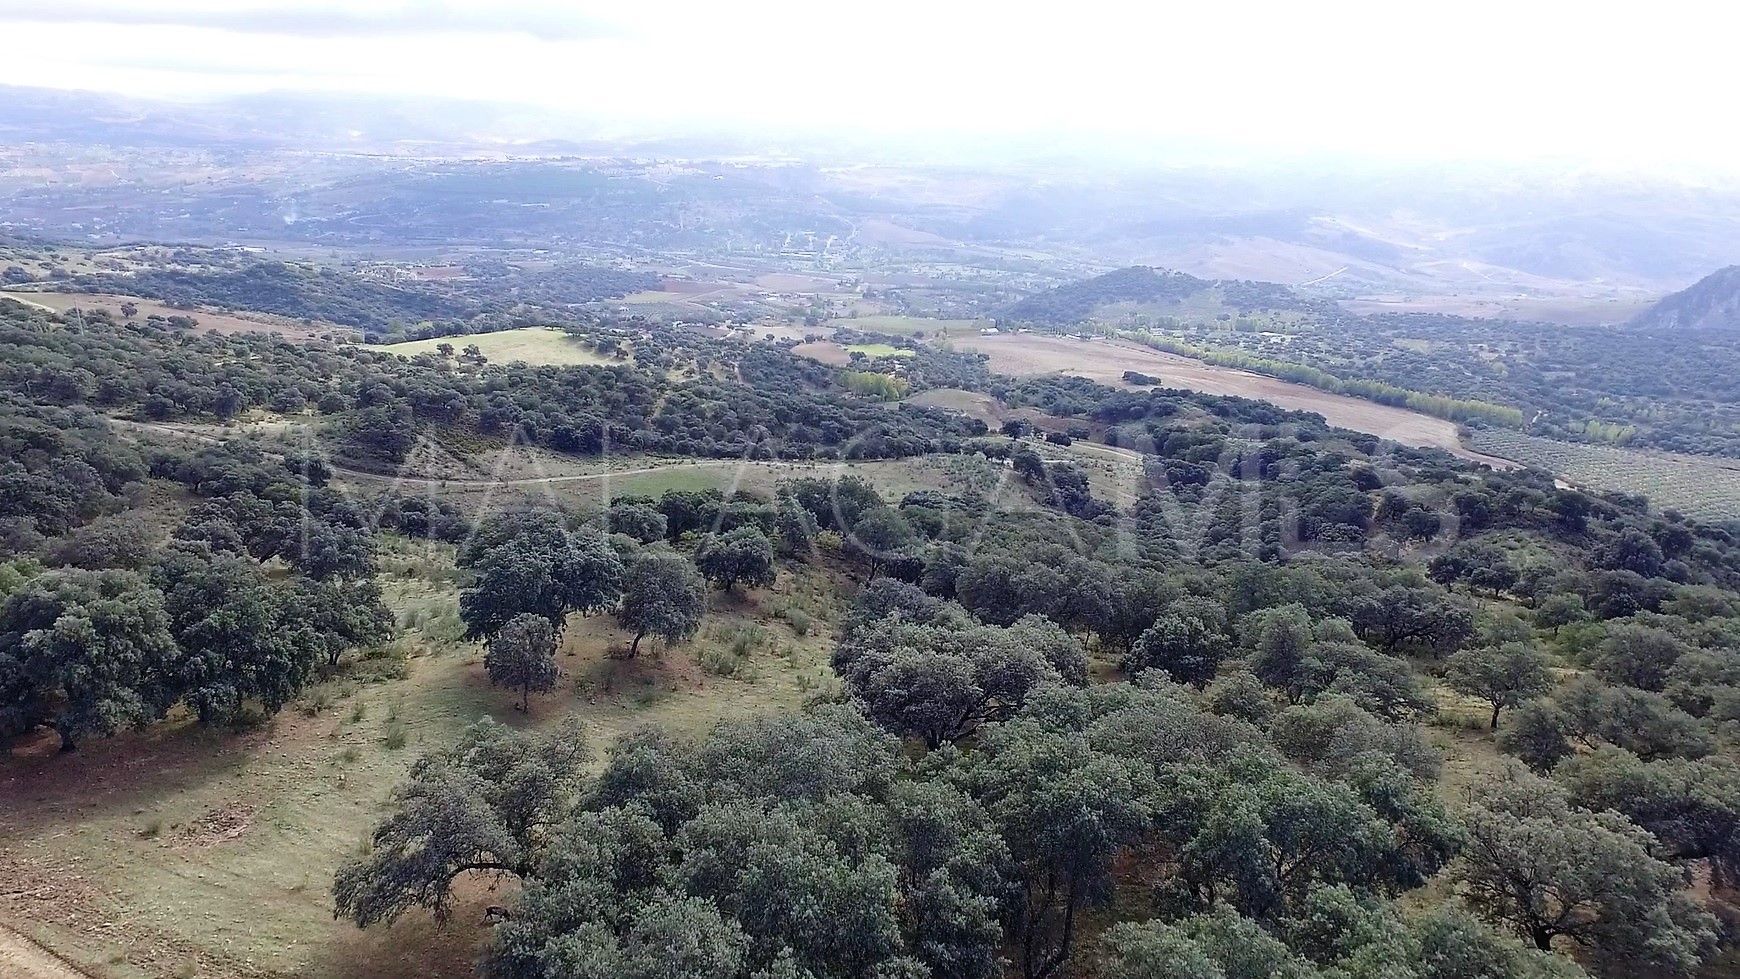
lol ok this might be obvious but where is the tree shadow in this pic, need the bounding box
[1,715,264,841]
[310,890,496,979]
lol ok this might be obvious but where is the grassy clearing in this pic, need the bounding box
[603,465,762,499]
[0,534,847,979]
[375,328,618,367]
[1046,440,1148,509]
[793,340,917,365]
[844,343,915,359]
[379,454,1024,517]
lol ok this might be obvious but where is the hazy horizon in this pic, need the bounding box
[1,0,1735,179]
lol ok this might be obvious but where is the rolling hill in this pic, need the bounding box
[1632,265,1740,330]
[1002,266,1324,325]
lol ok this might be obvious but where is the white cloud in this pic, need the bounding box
[0,0,623,37]
[0,0,1734,175]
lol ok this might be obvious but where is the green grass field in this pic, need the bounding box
[845,343,916,359]
[376,328,618,367]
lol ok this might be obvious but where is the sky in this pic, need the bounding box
[0,0,1734,175]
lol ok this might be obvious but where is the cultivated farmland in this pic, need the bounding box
[1470,430,1740,521]
[952,333,1514,466]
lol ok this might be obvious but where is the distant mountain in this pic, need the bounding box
[9,83,1740,296]
[1003,266,1321,325]
[0,85,686,155]
[1632,266,1740,330]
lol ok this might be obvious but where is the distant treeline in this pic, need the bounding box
[1140,311,1740,458]
[1135,335,1526,428]
[66,258,655,337]
[70,262,476,331]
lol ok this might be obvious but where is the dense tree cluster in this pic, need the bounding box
[0,307,983,464]
[1139,305,1740,456]
[69,261,477,331]
[694,527,777,592]
[338,679,1509,979]
[0,397,148,552]
[6,272,1740,978]
[56,254,655,339]
[1096,901,1584,979]
[337,440,1740,977]
[1455,766,1716,970]
[458,509,624,641]
[1002,266,1322,325]
[0,395,413,748]
[833,580,1086,747]
[2,539,390,749]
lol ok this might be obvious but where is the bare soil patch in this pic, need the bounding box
[0,291,341,341]
[903,388,1003,427]
[751,324,834,343]
[0,922,92,979]
[791,341,851,366]
[177,803,258,848]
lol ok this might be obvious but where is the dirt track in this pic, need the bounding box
[954,334,1515,468]
[0,922,92,979]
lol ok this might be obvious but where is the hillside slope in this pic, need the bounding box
[1003,266,1322,325]
[1632,265,1740,330]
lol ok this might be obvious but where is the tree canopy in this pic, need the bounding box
[617,552,706,658]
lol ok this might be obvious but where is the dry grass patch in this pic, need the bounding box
[791,340,852,366]
[0,541,850,978]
